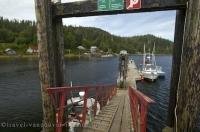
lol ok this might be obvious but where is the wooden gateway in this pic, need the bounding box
[34,0,200,132]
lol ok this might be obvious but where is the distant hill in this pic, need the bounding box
[0,17,172,54]
[64,26,173,54]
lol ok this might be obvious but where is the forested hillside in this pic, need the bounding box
[0,17,172,54]
[64,26,172,54]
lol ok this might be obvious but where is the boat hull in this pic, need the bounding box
[142,72,158,82]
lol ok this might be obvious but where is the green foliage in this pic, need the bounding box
[0,17,36,45]
[0,43,28,55]
[63,26,173,54]
[0,28,14,43]
[0,16,172,54]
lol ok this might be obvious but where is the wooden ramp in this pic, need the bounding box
[82,90,132,132]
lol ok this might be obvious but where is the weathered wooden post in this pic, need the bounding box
[175,0,200,131]
[52,0,65,86]
[118,51,128,89]
[166,9,186,128]
[34,0,65,131]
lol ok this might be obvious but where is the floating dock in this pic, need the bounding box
[126,60,141,88]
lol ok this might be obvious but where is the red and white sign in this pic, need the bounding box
[126,0,141,10]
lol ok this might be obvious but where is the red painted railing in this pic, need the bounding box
[47,84,117,132]
[128,86,155,132]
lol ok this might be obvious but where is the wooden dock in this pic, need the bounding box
[46,58,155,132]
[35,0,200,130]
[82,60,141,132]
[126,60,141,88]
[83,90,132,132]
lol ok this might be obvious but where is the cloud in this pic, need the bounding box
[0,0,36,20]
[0,0,176,41]
[63,11,176,40]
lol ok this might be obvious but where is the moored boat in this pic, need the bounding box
[156,66,165,78]
[140,43,165,81]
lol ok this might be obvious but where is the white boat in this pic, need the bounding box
[140,43,165,81]
[101,54,113,58]
[140,53,158,81]
[156,66,165,77]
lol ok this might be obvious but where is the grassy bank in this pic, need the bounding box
[0,43,28,54]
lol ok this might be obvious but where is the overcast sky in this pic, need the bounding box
[0,0,176,41]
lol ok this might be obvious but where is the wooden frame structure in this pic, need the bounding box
[53,0,186,18]
[34,0,200,131]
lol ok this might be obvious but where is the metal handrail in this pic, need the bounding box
[47,84,117,132]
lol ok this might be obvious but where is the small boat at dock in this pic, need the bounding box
[140,43,165,82]
[101,54,113,58]
[140,54,159,82]
[156,66,165,77]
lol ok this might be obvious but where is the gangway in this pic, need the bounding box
[47,84,154,132]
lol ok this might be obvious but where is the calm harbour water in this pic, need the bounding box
[0,55,199,132]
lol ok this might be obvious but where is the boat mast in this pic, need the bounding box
[152,42,156,66]
[143,44,146,66]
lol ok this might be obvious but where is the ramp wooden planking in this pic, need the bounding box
[83,90,132,132]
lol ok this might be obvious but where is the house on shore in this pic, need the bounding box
[4,48,16,55]
[77,45,86,50]
[90,46,97,54]
[26,45,38,54]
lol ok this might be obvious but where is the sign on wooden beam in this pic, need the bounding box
[53,0,187,18]
[98,0,124,11]
[126,0,141,10]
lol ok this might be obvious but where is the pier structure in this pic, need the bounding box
[126,60,141,88]
[80,58,151,132]
[118,52,141,89]
[34,0,200,131]
[46,59,153,132]
[46,87,147,132]
[118,51,128,89]
[82,90,132,132]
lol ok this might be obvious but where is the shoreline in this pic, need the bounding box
[131,53,172,56]
[0,54,81,59]
[0,55,38,59]
[0,54,172,59]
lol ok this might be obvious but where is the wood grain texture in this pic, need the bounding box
[167,9,186,128]
[53,0,187,18]
[109,94,125,132]
[142,0,186,8]
[120,94,132,132]
[34,0,65,131]
[34,0,55,131]
[83,90,131,132]
[175,0,200,131]
[52,17,65,86]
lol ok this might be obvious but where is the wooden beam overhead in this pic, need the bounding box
[53,0,187,18]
